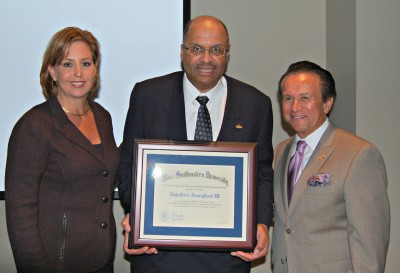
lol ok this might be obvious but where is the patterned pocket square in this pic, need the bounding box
[307,172,331,187]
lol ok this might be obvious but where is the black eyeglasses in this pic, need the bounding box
[181,44,230,57]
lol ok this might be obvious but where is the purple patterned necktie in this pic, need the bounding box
[287,140,307,205]
[194,96,212,141]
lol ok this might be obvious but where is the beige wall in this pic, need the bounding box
[356,1,400,273]
[1,1,399,272]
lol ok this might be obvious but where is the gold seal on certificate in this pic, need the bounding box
[129,139,257,251]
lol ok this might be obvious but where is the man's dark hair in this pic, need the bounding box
[278,60,337,103]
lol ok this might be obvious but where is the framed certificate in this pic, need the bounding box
[129,139,257,251]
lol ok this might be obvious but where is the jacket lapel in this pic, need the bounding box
[161,73,188,140]
[288,124,337,217]
[49,96,107,164]
[277,138,294,215]
[217,76,246,141]
[93,103,112,162]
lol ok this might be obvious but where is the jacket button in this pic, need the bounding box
[102,196,109,203]
[102,170,109,177]
[101,222,108,229]
[286,229,292,234]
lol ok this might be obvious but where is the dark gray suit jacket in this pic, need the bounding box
[118,71,273,273]
[6,96,120,273]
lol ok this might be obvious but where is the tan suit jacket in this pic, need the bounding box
[271,123,390,273]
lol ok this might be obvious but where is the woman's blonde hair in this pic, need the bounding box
[40,27,101,98]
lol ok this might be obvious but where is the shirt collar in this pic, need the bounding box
[183,73,226,106]
[294,118,330,151]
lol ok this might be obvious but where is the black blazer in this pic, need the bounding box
[118,72,273,273]
[6,96,120,273]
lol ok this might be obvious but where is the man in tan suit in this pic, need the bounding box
[271,60,390,273]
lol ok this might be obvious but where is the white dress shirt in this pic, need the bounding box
[290,118,330,183]
[183,73,227,141]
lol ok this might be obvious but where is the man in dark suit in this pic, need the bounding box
[271,61,390,273]
[117,16,274,273]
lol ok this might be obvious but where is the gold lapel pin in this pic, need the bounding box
[320,154,325,160]
[235,123,243,129]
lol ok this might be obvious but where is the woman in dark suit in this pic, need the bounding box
[5,27,120,273]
